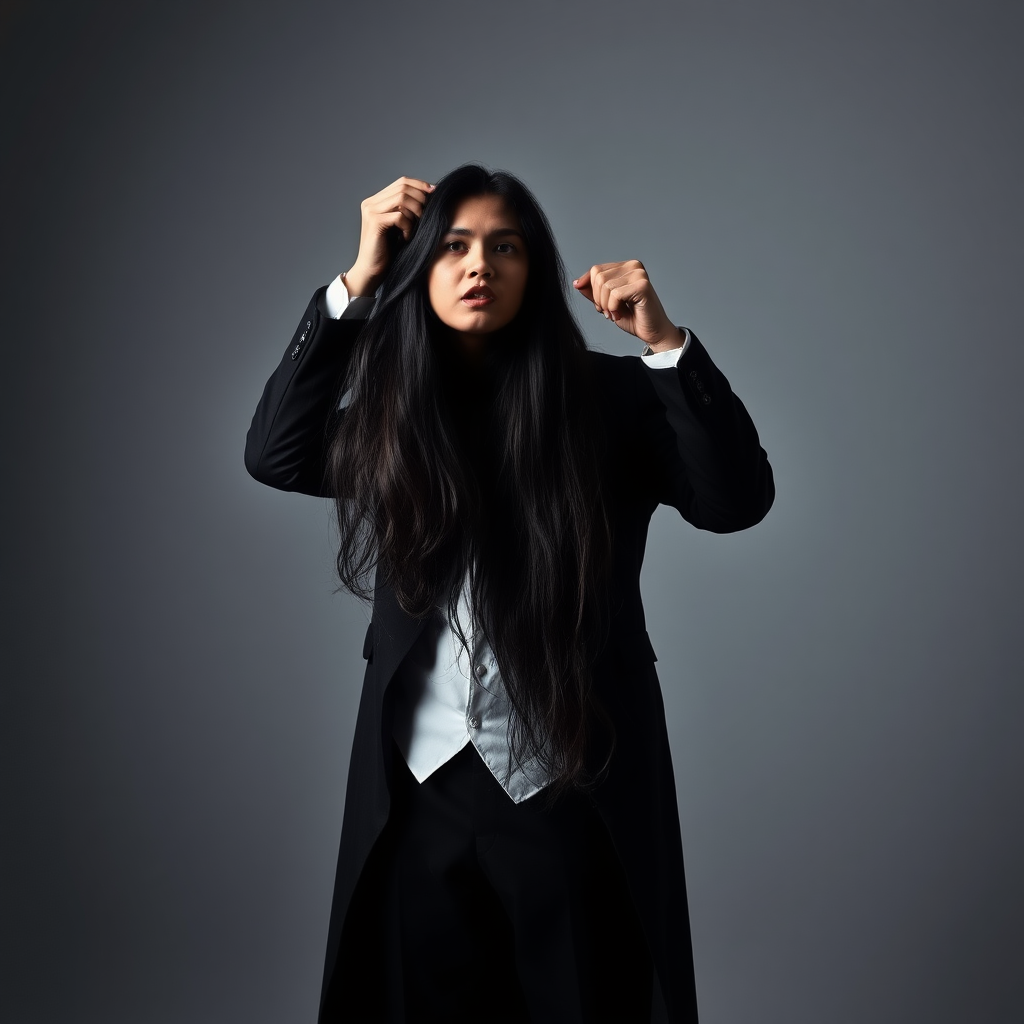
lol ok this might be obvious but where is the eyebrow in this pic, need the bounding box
[443,227,524,239]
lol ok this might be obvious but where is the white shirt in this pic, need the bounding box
[388,577,553,803]
[324,274,689,801]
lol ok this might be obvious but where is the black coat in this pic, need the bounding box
[244,287,775,1023]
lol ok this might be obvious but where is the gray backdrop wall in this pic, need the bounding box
[2,1,1021,1022]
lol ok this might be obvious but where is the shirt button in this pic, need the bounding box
[475,664,486,677]
[469,716,480,729]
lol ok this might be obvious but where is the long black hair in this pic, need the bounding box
[327,164,613,793]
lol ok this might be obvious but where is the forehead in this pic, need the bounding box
[445,193,521,232]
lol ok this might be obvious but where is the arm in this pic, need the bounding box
[244,176,434,497]
[575,260,774,532]
[636,330,775,532]
[243,287,367,497]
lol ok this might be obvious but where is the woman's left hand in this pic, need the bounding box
[573,261,683,353]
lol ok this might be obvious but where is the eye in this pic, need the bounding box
[442,240,467,252]
[495,242,517,254]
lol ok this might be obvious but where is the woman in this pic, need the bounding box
[245,165,774,1023]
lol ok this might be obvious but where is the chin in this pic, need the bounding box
[455,314,508,334]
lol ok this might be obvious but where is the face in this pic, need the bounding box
[427,193,529,353]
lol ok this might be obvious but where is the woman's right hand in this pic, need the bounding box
[343,176,435,296]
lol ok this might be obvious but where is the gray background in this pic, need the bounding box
[2,1,1021,1021]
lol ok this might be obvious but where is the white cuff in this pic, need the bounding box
[640,328,691,367]
[324,274,351,319]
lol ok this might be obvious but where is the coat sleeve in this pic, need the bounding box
[634,329,775,532]
[244,286,366,498]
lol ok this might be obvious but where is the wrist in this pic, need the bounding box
[644,326,685,353]
[342,265,380,298]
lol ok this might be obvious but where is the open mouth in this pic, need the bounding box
[461,291,495,307]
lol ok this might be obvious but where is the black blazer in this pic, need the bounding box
[245,287,775,1023]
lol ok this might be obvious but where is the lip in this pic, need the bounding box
[461,285,496,303]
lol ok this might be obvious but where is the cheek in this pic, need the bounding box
[511,271,529,311]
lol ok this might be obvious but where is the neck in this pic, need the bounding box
[437,326,491,374]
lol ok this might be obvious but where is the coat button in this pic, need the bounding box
[469,716,480,729]
[703,393,712,405]
[475,664,486,677]
[688,369,698,380]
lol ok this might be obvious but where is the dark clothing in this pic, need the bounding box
[244,287,775,1023]
[324,741,653,1023]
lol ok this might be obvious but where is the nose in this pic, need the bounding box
[466,242,493,278]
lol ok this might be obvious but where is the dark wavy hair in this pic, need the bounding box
[327,164,613,794]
